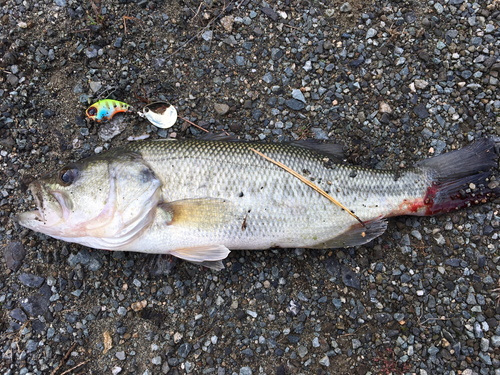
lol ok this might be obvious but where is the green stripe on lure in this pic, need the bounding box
[86,99,132,122]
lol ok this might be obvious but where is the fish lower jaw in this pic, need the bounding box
[17,210,45,230]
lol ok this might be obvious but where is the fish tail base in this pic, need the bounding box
[416,138,499,216]
[421,172,499,216]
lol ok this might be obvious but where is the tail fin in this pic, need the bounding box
[415,138,499,215]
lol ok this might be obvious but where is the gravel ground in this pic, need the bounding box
[2,0,500,374]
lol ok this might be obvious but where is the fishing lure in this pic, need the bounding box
[86,99,132,122]
[139,102,178,129]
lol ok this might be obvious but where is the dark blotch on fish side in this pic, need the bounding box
[394,170,401,182]
[349,171,357,178]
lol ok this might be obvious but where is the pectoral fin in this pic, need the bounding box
[159,198,236,228]
[311,218,387,249]
[169,245,230,270]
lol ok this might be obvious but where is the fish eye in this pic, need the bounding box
[59,168,78,186]
[88,107,97,116]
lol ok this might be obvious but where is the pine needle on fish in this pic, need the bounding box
[249,147,366,227]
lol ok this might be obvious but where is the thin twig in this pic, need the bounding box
[49,343,77,375]
[180,116,209,133]
[284,24,302,31]
[70,28,91,34]
[189,2,204,24]
[166,0,235,59]
[59,360,90,375]
[123,16,142,35]
[249,148,365,227]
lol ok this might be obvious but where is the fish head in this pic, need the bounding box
[18,151,161,248]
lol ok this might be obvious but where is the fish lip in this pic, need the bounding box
[26,181,68,223]
[29,181,45,221]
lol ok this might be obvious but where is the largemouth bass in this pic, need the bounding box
[17,137,499,270]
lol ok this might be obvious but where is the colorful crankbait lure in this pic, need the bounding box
[86,99,132,122]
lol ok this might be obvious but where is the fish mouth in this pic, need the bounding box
[17,182,67,227]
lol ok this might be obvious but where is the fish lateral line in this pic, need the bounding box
[249,147,366,228]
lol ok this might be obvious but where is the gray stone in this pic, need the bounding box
[19,294,50,317]
[214,103,230,115]
[480,338,489,352]
[340,2,352,12]
[461,70,473,79]
[98,114,128,141]
[374,313,393,324]
[152,356,162,365]
[252,109,262,121]
[288,335,300,343]
[471,37,482,46]
[26,340,38,353]
[428,346,439,356]
[285,99,305,111]
[10,308,28,323]
[202,30,212,41]
[114,38,122,48]
[178,343,192,358]
[54,0,67,6]
[491,336,500,348]
[352,339,362,349]
[116,351,126,360]
[434,3,444,13]
[413,103,429,119]
[67,249,103,271]
[366,28,377,39]
[89,81,102,93]
[319,355,330,366]
[7,74,19,86]
[18,274,45,288]
[86,45,98,58]
[3,242,26,271]
[297,345,308,358]
[261,7,278,21]
[242,348,253,357]
[239,367,252,375]
[292,89,306,103]
[235,56,245,66]
[262,72,273,84]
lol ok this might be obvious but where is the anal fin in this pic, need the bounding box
[311,218,387,249]
[169,245,230,270]
[189,260,225,271]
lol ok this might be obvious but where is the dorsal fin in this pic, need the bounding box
[290,140,345,160]
[199,133,241,142]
